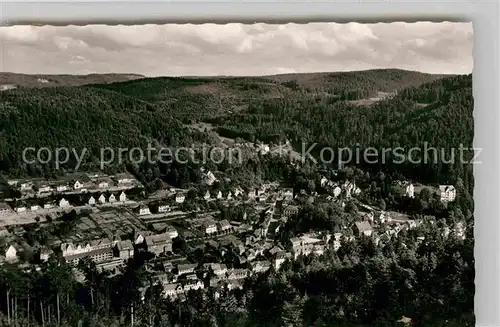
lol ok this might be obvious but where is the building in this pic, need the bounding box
[283,205,299,217]
[406,183,415,198]
[109,194,117,203]
[15,206,26,213]
[5,245,18,262]
[61,238,114,265]
[204,263,227,276]
[88,196,96,206]
[30,205,40,211]
[226,268,250,280]
[145,233,172,256]
[439,185,456,202]
[217,219,232,233]
[332,186,342,198]
[116,173,136,185]
[177,263,197,276]
[59,198,70,208]
[216,191,223,199]
[38,185,52,194]
[97,177,113,189]
[203,191,211,200]
[119,192,127,202]
[290,234,327,259]
[98,194,106,204]
[56,185,68,192]
[0,202,12,215]
[175,193,186,204]
[73,180,84,190]
[158,203,171,213]
[250,260,271,273]
[354,221,373,237]
[116,240,134,260]
[201,220,218,235]
[138,205,151,216]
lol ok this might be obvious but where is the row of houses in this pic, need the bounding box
[9,173,139,195]
[0,190,129,216]
[0,198,73,215]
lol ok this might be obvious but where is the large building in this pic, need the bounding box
[61,238,114,265]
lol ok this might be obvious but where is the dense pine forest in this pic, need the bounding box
[0,69,473,191]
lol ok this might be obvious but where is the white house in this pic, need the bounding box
[139,205,151,216]
[0,202,12,215]
[20,182,32,191]
[5,245,18,262]
[158,204,171,213]
[216,191,222,199]
[73,180,84,190]
[227,191,233,200]
[175,193,186,204]
[56,185,68,192]
[332,186,342,198]
[405,183,415,198]
[108,194,116,203]
[15,206,26,213]
[59,198,70,208]
[30,205,40,211]
[439,185,456,202]
[119,192,127,202]
[203,191,211,200]
[320,176,329,187]
[88,196,96,206]
[98,194,106,204]
[38,185,52,194]
[202,221,218,234]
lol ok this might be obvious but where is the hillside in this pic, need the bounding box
[0,69,471,188]
[91,69,446,121]
[0,72,145,90]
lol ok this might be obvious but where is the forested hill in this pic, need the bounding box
[0,72,145,89]
[0,69,471,187]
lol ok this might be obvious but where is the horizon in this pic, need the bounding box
[0,67,464,79]
[0,22,473,76]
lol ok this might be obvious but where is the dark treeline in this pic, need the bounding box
[208,74,473,192]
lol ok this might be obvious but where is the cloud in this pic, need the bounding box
[0,22,473,76]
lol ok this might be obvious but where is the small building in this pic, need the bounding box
[119,192,127,202]
[15,206,26,213]
[175,193,186,204]
[73,180,84,190]
[439,185,456,203]
[5,245,18,262]
[88,196,96,206]
[405,183,415,198]
[30,205,40,212]
[216,191,223,199]
[177,263,197,276]
[217,219,232,233]
[354,221,373,237]
[108,194,117,203]
[59,198,70,208]
[158,203,171,213]
[203,191,211,200]
[283,205,299,217]
[38,185,52,194]
[201,220,218,235]
[116,173,136,185]
[0,202,12,215]
[138,205,151,216]
[116,240,134,260]
[56,185,68,192]
[98,194,106,204]
[145,233,172,256]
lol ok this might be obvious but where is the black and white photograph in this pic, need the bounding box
[0,21,474,327]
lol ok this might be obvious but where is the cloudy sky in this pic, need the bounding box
[0,22,472,76]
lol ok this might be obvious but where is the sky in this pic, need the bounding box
[0,22,473,76]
